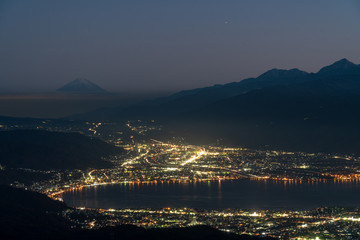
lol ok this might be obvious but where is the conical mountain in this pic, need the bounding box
[57,78,107,93]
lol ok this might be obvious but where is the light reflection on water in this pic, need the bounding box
[62,179,360,210]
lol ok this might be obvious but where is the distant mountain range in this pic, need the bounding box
[57,78,107,93]
[74,58,360,121]
[71,58,360,154]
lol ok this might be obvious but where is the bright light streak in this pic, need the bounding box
[88,170,95,180]
[122,151,149,166]
[181,150,206,166]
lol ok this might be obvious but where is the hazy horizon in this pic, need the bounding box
[1,0,360,93]
[0,56,358,118]
[0,57,358,95]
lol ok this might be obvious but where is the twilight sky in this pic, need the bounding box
[1,0,360,93]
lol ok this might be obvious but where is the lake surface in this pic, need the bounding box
[62,180,360,210]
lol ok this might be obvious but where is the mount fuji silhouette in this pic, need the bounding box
[57,78,107,93]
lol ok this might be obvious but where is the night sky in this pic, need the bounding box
[1,0,360,93]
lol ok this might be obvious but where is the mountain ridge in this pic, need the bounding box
[70,58,360,122]
[317,58,360,76]
[67,58,360,154]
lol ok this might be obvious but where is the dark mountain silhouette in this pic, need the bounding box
[70,66,311,120]
[57,78,107,93]
[167,59,360,153]
[0,130,122,170]
[0,185,67,212]
[201,59,360,121]
[169,67,309,103]
[72,58,360,121]
[70,58,360,154]
[0,186,275,240]
[317,58,360,76]
[0,185,70,240]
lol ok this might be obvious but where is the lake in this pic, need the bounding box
[62,179,360,210]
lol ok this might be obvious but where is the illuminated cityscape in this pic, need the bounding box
[2,119,360,239]
[2,2,360,239]
[63,206,360,240]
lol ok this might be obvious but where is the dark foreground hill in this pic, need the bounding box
[0,186,275,240]
[0,130,122,170]
[0,185,70,240]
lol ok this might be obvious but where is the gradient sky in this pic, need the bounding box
[1,0,360,93]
